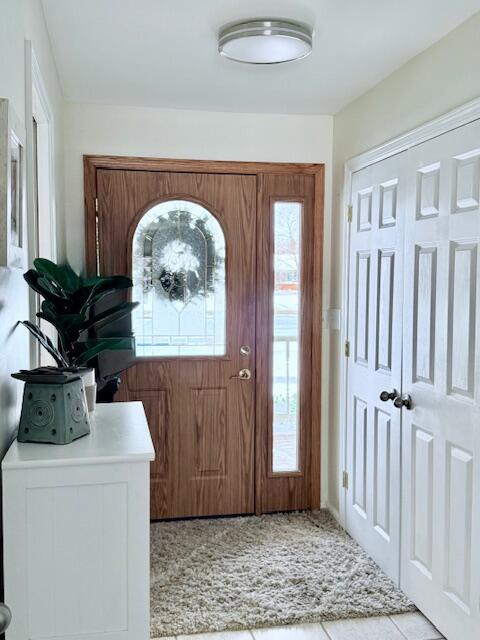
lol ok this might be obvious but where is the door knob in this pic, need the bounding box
[0,603,12,634]
[230,368,252,380]
[393,393,413,410]
[379,389,399,402]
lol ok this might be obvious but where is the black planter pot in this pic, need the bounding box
[96,376,121,403]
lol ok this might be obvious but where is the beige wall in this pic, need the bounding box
[63,103,333,272]
[0,0,64,457]
[328,10,480,513]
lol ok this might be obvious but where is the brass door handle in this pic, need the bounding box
[230,368,252,380]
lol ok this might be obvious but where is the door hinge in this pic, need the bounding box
[344,339,350,357]
[94,196,99,213]
[346,204,353,223]
[342,470,349,490]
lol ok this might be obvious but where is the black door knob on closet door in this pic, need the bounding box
[393,393,413,410]
[379,389,399,402]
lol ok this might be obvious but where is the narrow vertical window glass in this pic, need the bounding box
[272,202,301,472]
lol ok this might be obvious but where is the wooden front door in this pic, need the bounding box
[85,157,323,520]
[97,170,256,518]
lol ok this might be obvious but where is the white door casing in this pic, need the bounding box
[345,152,407,582]
[401,119,480,640]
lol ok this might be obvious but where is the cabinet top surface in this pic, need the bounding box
[2,401,155,470]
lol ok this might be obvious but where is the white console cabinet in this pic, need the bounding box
[2,401,155,640]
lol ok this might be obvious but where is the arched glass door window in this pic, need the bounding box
[132,200,226,356]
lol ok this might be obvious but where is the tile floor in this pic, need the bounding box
[155,612,445,640]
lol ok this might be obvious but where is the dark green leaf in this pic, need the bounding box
[37,312,85,335]
[73,337,132,366]
[19,321,68,367]
[78,288,117,313]
[37,276,68,299]
[82,301,139,332]
[24,270,70,307]
[73,276,133,313]
[41,299,55,315]
[34,259,81,294]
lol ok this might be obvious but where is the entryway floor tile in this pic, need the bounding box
[390,612,444,639]
[177,631,253,640]
[154,614,445,640]
[322,616,405,640]
[252,623,330,639]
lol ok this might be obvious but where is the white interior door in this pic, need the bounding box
[401,119,480,640]
[345,152,407,583]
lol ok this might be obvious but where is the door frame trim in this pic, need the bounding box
[83,155,325,512]
[339,95,480,527]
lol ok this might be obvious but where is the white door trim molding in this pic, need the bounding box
[27,41,57,263]
[339,95,480,526]
[25,40,58,367]
[346,96,480,175]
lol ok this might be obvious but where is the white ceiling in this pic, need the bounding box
[41,0,480,114]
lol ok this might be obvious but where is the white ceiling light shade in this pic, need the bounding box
[218,19,313,65]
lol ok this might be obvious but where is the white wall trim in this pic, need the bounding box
[31,51,54,124]
[25,40,58,367]
[25,39,37,367]
[339,94,480,530]
[322,502,342,527]
[345,95,480,175]
[31,46,57,263]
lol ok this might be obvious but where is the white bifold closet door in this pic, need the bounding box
[401,120,480,640]
[346,118,480,640]
[346,152,407,582]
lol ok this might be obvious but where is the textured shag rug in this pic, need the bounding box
[150,510,414,637]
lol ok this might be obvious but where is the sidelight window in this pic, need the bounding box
[132,200,226,356]
[271,202,302,473]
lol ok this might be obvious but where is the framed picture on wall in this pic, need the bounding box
[0,98,26,268]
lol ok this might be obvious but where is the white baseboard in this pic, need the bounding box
[321,502,344,528]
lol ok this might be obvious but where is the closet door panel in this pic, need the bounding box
[345,153,407,582]
[401,119,480,640]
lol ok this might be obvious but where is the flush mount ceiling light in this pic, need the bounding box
[218,19,313,65]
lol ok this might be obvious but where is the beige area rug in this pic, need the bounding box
[150,510,414,637]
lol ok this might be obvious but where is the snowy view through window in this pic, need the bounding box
[272,202,301,472]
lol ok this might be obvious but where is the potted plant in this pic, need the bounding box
[21,258,138,408]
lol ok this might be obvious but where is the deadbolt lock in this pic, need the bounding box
[240,345,251,356]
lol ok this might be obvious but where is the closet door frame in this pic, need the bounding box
[340,96,480,527]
